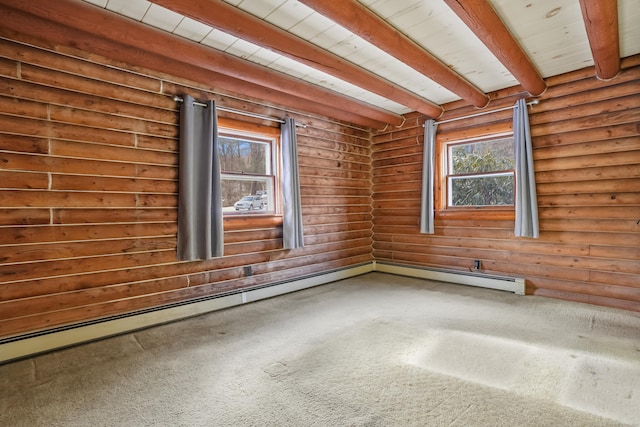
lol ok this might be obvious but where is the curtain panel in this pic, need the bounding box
[420,119,438,234]
[281,117,304,249]
[177,95,224,260]
[513,98,540,238]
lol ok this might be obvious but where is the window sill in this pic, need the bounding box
[435,207,515,221]
[223,214,283,230]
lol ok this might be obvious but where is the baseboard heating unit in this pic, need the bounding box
[0,261,525,363]
[374,261,526,296]
[0,263,374,364]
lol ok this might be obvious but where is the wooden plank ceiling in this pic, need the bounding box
[2,0,639,127]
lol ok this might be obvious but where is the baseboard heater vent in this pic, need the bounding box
[0,261,524,363]
[0,262,374,364]
[374,261,525,296]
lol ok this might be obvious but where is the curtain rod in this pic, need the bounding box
[173,95,286,124]
[434,99,539,125]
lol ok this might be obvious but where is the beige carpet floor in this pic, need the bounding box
[2,272,639,426]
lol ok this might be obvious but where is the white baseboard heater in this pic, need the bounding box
[0,263,375,364]
[374,261,526,296]
[0,261,525,364]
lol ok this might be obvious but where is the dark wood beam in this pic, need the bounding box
[0,0,402,128]
[150,0,443,119]
[443,0,547,96]
[579,0,620,80]
[298,0,490,109]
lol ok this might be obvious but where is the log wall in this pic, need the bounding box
[0,28,638,342]
[0,33,373,339]
[372,57,640,312]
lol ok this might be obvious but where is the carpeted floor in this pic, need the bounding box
[2,272,639,426]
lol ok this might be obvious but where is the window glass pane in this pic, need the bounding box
[222,176,274,214]
[450,137,514,174]
[219,136,270,175]
[450,174,514,206]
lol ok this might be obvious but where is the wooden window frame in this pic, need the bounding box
[218,117,283,229]
[435,131,516,221]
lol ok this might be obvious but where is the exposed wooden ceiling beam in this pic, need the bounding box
[150,0,443,119]
[0,0,402,128]
[579,0,620,80]
[297,0,490,109]
[0,5,388,130]
[443,0,546,97]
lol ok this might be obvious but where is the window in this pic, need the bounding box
[444,135,515,208]
[218,120,280,216]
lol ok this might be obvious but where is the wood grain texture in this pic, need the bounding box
[443,0,546,96]
[150,0,442,118]
[0,26,638,340]
[579,0,620,80]
[0,34,373,338]
[0,0,397,128]
[372,61,640,311]
[298,0,485,109]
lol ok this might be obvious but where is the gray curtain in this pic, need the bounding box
[177,95,224,260]
[281,117,304,249]
[513,98,539,238]
[420,119,438,234]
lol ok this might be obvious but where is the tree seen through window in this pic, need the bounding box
[447,136,515,207]
[219,134,275,213]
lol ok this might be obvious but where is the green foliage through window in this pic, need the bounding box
[447,136,515,207]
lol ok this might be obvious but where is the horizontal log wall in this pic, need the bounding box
[0,27,637,342]
[0,32,373,338]
[372,56,640,312]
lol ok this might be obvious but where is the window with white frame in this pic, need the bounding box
[219,127,279,215]
[445,134,515,207]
